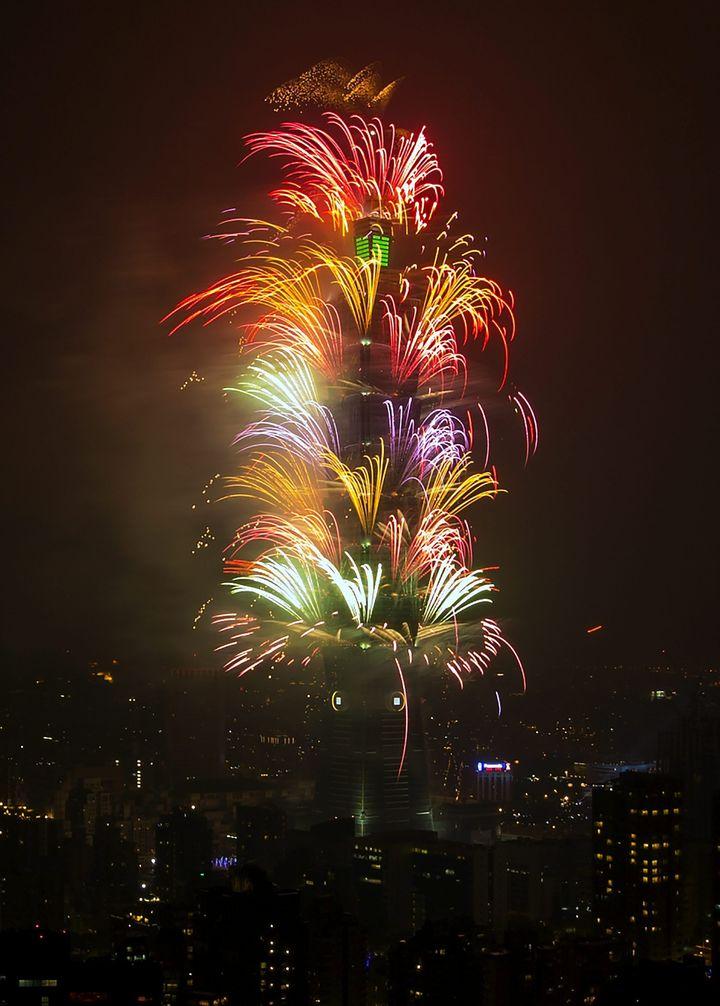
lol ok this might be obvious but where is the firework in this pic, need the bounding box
[266,60,401,114]
[245,114,443,234]
[170,101,537,778]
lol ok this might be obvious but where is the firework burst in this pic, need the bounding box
[169,105,537,776]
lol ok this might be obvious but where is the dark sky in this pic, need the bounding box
[2,0,718,671]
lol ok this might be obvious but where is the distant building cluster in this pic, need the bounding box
[1,658,720,1002]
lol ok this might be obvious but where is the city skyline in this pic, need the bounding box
[1,5,718,1001]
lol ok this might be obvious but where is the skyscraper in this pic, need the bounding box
[171,105,528,844]
[658,706,720,947]
[593,772,683,960]
[475,760,513,804]
[156,807,213,902]
[320,651,432,834]
[314,217,435,835]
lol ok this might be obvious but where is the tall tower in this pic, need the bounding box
[170,97,531,854]
[658,706,720,946]
[316,215,434,835]
[311,215,433,834]
[320,648,432,834]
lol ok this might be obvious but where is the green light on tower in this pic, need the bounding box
[355,234,371,260]
[374,234,390,266]
[355,231,391,267]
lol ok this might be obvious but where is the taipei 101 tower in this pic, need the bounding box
[169,61,533,837]
[318,211,435,834]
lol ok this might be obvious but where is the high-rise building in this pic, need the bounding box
[408,839,489,932]
[170,86,529,867]
[388,921,488,1006]
[491,835,593,937]
[0,813,64,931]
[258,890,308,1006]
[54,764,125,841]
[475,761,513,804]
[306,896,367,1006]
[658,707,720,946]
[592,772,683,959]
[156,807,213,902]
[91,817,138,923]
[434,801,501,844]
[319,651,432,835]
[351,832,491,942]
[312,213,438,837]
[236,802,287,872]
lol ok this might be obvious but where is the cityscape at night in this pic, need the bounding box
[2,2,718,1004]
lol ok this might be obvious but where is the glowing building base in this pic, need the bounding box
[318,647,433,836]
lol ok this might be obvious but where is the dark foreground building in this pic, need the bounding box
[593,772,683,960]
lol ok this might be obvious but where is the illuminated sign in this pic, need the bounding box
[373,234,391,266]
[355,234,371,260]
[355,232,391,266]
[477,761,511,772]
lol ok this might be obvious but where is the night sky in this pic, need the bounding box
[3,1,718,671]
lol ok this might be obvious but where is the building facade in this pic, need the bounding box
[593,772,683,959]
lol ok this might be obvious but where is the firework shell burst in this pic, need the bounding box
[167,108,537,774]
